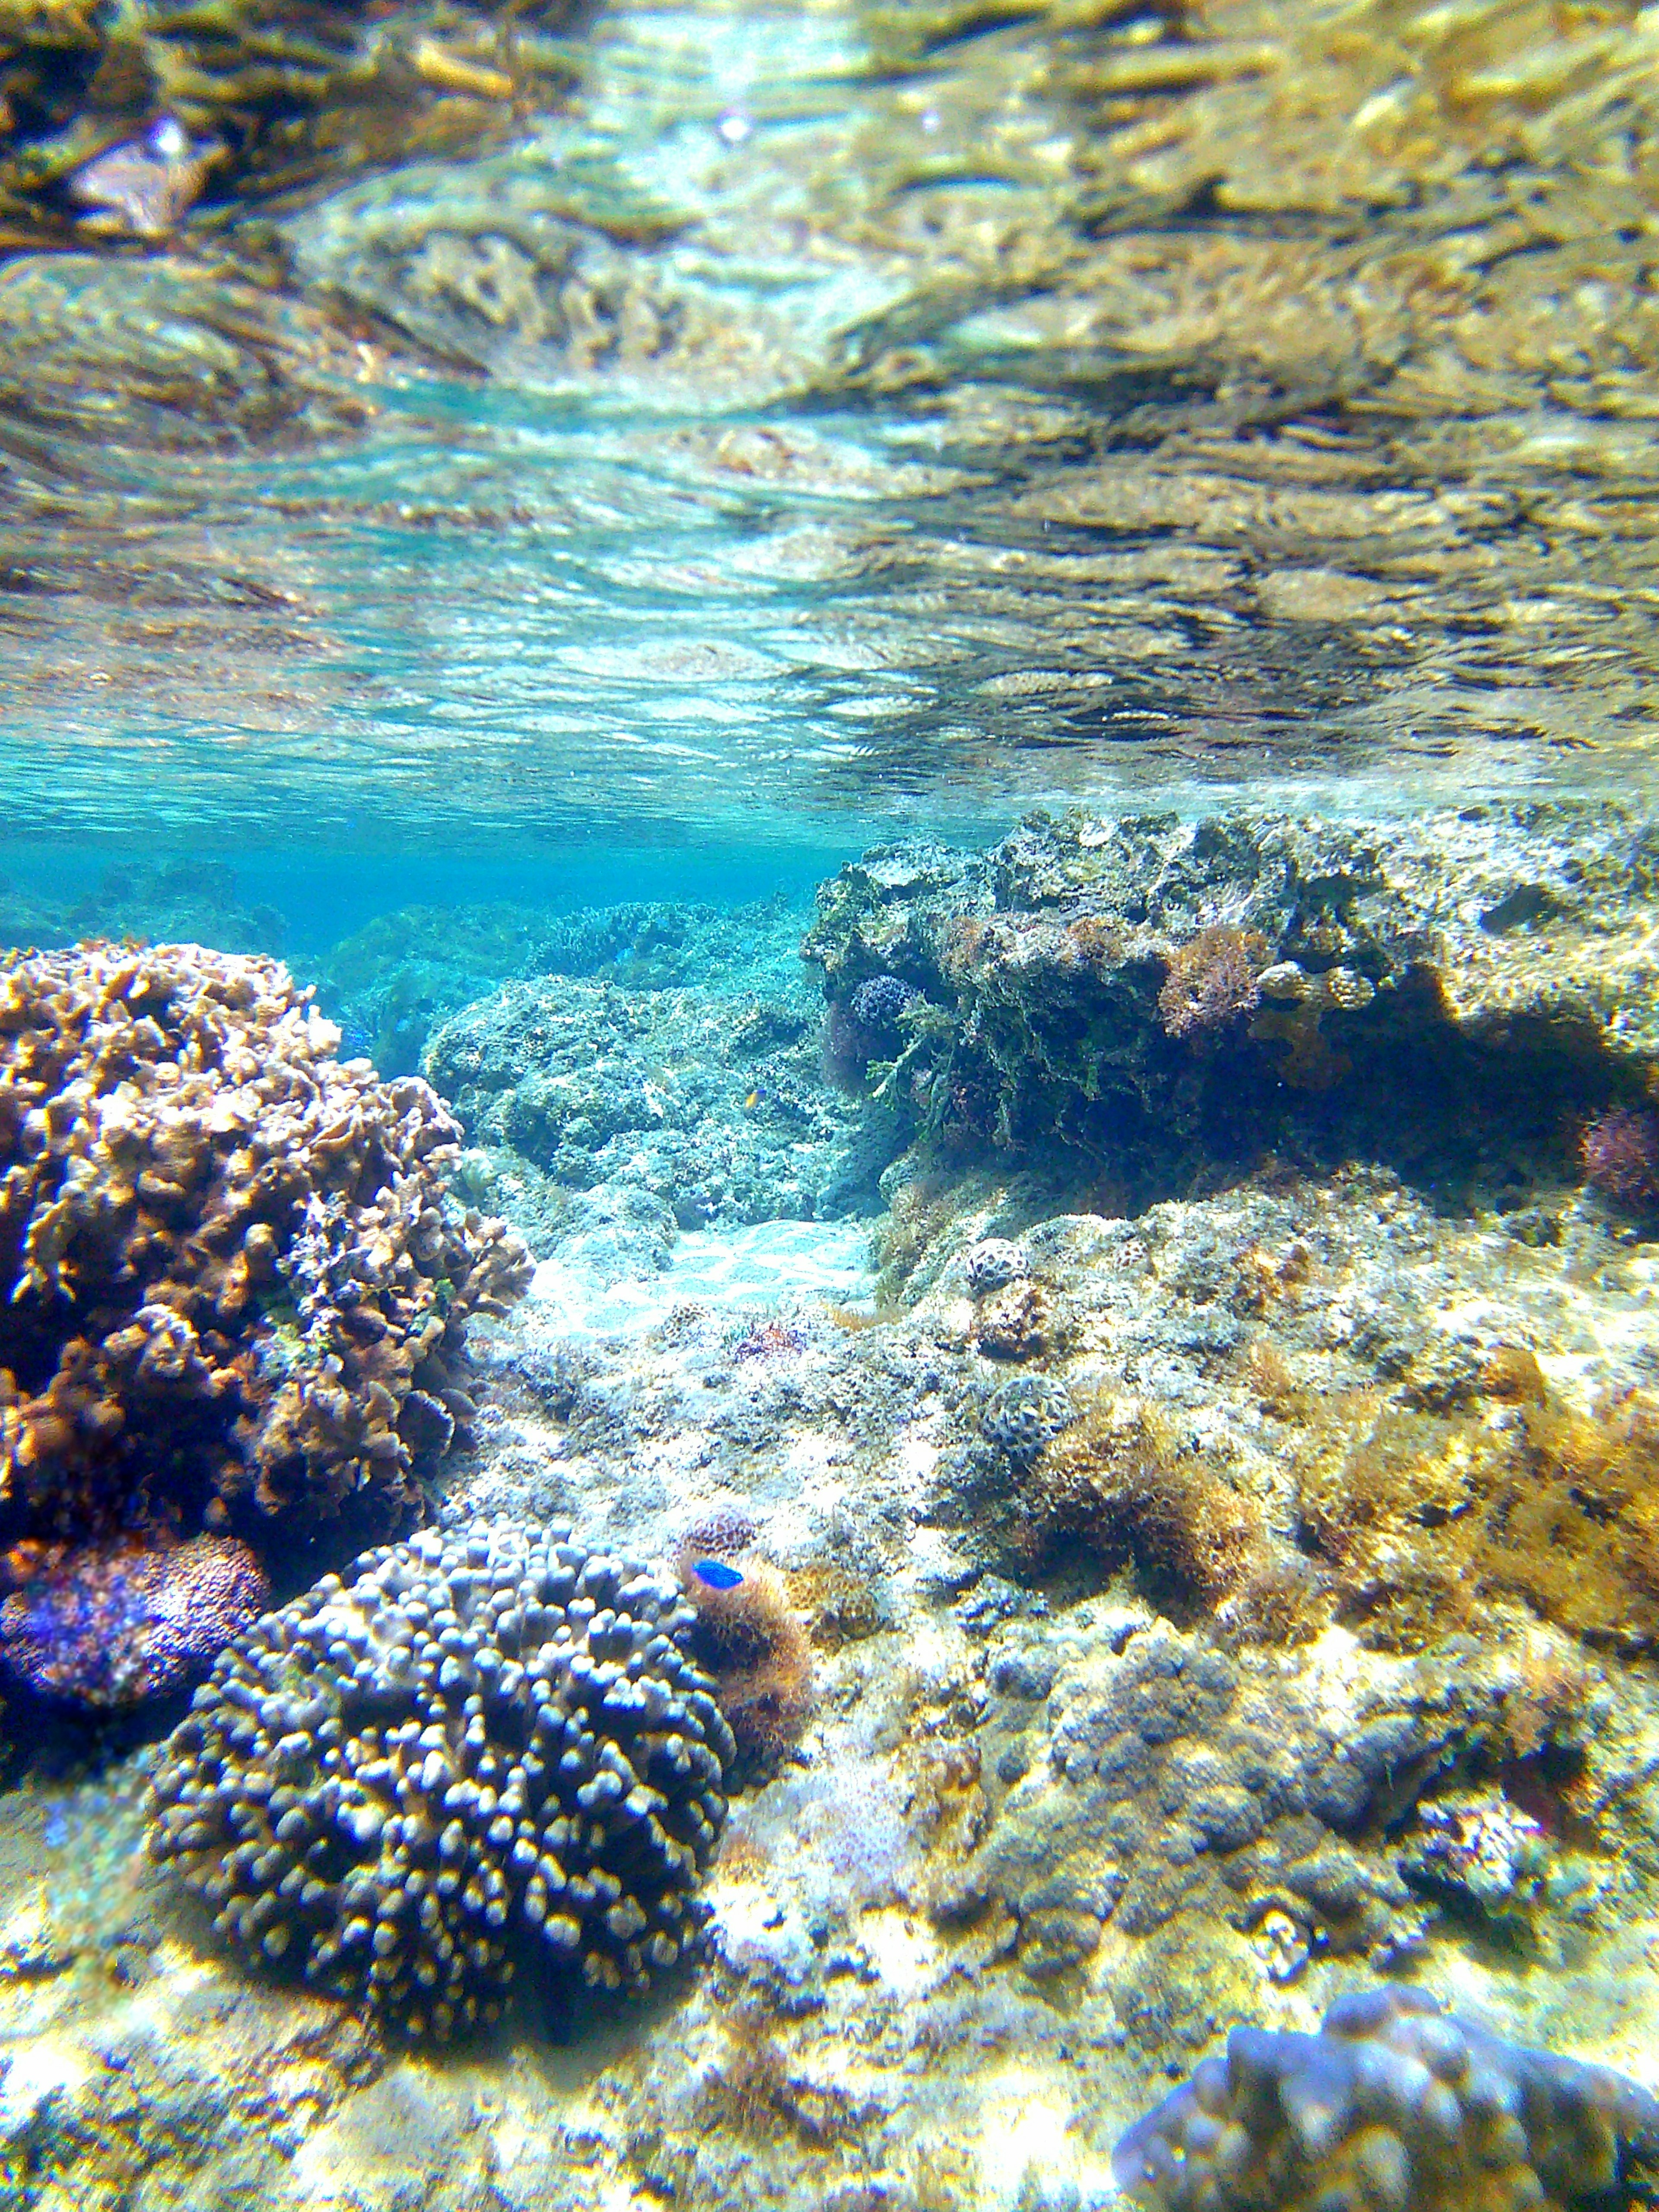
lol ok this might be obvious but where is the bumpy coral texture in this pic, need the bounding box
[949,1626,1571,1985]
[1114,1985,1659,2212]
[0,1532,267,1709]
[980,1374,1074,1465]
[146,1520,736,2041]
[847,975,922,1035]
[965,1237,1030,1296]
[0,941,532,1560]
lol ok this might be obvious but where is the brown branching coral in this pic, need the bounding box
[1297,1383,1659,1652]
[1020,1392,1263,1607]
[0,940,531,1578]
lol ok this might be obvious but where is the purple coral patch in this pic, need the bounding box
[0,1534,269,1711]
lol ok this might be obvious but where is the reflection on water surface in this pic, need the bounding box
[3,0,1659,854]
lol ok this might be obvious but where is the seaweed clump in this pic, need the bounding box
[146,1520,736,2040]
[1018,1391,1263,1609]
[1582,1105,1659,1219]
[1297,1381,1659,1652]
[0,941,532,1589]
[674,1516,812,1775]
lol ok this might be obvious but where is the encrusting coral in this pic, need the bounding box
[1113,1986,1659,2212]
[0,1530,267,1709]
[0,942,532,1624]
[146,1519,736,2040]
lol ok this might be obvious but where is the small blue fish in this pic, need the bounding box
[692,1559,744,1591]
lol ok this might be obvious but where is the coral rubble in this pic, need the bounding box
[146,1519,735,2039]
[1113,1986,1659,2212]
[0,941,531,1626]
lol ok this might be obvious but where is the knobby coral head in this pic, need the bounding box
[0,939,533,1707]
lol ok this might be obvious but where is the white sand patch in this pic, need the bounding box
[529,1218,877,1337]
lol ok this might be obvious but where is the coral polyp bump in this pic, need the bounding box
[146,1520,736,2041]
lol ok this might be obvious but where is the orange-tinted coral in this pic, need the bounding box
[1297,1382,1659,1652]
[1021,1393,1263,1606]
[0,941,531,1569]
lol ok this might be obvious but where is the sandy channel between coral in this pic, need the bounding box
[527,1219,880,1337]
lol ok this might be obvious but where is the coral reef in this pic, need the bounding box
[979,1374,1074,1465]
[965,1238,1030,1297]
[802,806,1659,1209]
[422,939,874,1238]
[944,1611,1592,1994]
[313,896,796,1079]
[146,1519,735,2039]
[0,859,285,961]
[973,1277,1052,1362]
[847,976,922,1038]
[1113,1986,1659,2212]
[1398,1792,1551,1929]
[0,941,531,1603]
[0,1531,267,1709]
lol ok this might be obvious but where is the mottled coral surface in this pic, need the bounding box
[0,942,531,1625]
[1114,1986,1659,2212]
[0,1532,267,1709]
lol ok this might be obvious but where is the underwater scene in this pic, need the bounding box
[6,0,1659,2205]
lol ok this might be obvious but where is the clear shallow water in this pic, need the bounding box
[5,0,1659,902]
[5,6,1659,2205]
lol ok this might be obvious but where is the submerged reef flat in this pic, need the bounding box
[6,804,1659,2205]
[411,897,885,1254]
